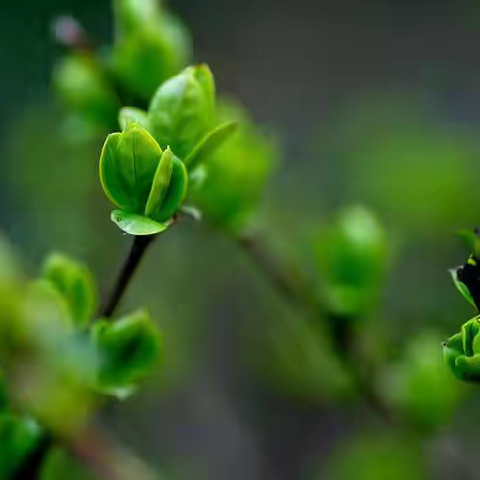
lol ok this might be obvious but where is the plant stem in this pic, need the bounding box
[62,426,158,480]
[101,235,156,318]
[17,234,157,479]
[235,229,393,421]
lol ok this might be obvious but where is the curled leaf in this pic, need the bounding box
[449,267,476,308]
[111,210,171,236]
[184,121,237,170]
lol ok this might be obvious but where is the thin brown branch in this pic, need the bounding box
[233,228,397,422]
[62,426,159,480]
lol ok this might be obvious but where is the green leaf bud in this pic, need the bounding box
[99,125,188,234]
[315,206,389,316]
[53,54,119,129]
[148,65,213,158]
[42,253,97,328]
[444,316,480,381]
[91,309,163,396]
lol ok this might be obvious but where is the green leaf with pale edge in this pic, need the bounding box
[111,210,170,236]
[118,107,148,131]
[184,121,237,170]
[92,309,163,393]
[188,64,216,124]
[449,268,476,308]
[144,147,173,217]
[151,155,188,222]
[42,253,97,328]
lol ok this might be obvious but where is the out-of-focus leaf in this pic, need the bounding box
[314,205,389,316]
[191,98,278,232]
[113,26,190,101]
[92,309,163,395]
[42,253,97,328]
[53,54,119,129]
[381,332,462,431]
[456,229,480,259]
[41,447,97,480]
[0,414,43,478]
[321,433,425,480]
[261,314,354,401]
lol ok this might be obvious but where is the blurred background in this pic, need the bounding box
[3,0,480,478]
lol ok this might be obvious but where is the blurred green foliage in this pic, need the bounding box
[0,0,477,478]
[322,433,425,480]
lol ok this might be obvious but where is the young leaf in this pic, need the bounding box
[111,210,171,236]
[148,68,210,158]
[99,126,162,213]
[449,268,476,308]
[151,155,188,222]
[92,309,163,393]
[184,121,237,170]
[42,253,97,328]
[144,147,173,218]
[187,63,216,125]
[118,106,149,131]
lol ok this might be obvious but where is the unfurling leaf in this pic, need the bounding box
[99,125,188,233]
